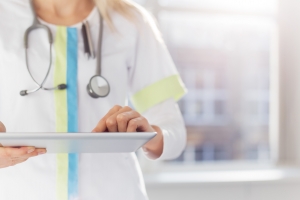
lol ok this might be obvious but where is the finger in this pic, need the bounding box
[16,148,47,159]
[94,106,132,132]
[0,121,6,132]
[116,111,140,132]
[4,146,36,157]
[127,116,150,132]
[92,105,122,132]
[36,148,47,155]
[106,106,133,132]
[25,148,46,158]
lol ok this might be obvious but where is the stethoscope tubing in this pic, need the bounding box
[22,0,109,98]
[96,14,103,76]
[24,44,54,94]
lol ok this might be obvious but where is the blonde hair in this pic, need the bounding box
[93,0,136,29]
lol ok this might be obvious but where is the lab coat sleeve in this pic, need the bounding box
[142,98,187,161]
[128,7,187,114]
[128,7,188,160]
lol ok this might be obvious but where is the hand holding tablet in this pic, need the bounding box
[0,121,46,169]
[92,105,163,159]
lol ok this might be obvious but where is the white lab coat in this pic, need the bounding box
[0,1,187,199]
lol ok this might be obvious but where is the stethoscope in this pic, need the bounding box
[20,0,110,98]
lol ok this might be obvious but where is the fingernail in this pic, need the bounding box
[27,148,35,154]
[38,150,46,155]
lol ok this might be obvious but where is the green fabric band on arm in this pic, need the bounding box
[131,74,187,113]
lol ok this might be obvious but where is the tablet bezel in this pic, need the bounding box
[0,132,157,153]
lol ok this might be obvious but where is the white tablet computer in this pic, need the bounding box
[0,132,157,153]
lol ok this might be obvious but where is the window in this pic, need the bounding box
[135,0,277,164]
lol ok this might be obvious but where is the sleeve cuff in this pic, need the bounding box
[143,128,184,161]
[130,75,187,113]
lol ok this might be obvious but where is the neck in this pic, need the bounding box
[33,0,95,26]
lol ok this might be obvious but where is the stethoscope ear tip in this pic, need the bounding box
[20,90,28,96]
[58,84,67,90]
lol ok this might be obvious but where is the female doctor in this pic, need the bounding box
[0,0,187,199]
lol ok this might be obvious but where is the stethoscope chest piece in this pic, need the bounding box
[87,75,110,98]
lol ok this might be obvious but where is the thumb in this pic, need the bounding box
[0,121,6,132]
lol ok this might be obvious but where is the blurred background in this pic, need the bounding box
[133,0,300,199]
